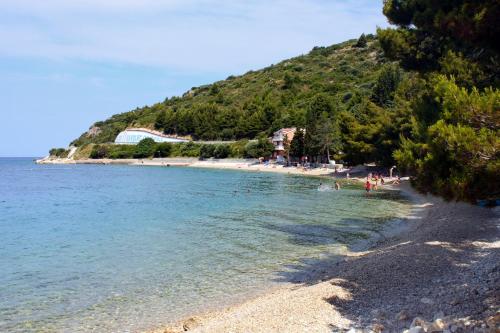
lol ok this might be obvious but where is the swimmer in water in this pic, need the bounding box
[335,181,340,190]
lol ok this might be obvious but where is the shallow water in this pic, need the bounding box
[0,158,410,332]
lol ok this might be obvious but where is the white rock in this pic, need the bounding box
[420,297,434,305]
[346,328,363,333]
[411,317,426,328]
[429,318,446,331]
[408,326,425,333]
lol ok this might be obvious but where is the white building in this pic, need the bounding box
[114,128,189,144]
[271,127,297,160]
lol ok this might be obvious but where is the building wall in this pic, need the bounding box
[115,129,189,144]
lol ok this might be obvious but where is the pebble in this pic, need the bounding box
[408,326,425,333]
[411,317,426,328]
[420,297,434,305]
[396,310,410,321]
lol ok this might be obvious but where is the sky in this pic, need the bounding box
[0,0,389,157]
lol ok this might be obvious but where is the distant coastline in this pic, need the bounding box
[35,157,343,177]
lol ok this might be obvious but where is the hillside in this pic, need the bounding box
[71,35,388,146]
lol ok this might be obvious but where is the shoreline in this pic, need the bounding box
[36,157,350,178]
[35,157,499,332]
[148,183,499,333]
[145,183,423,333]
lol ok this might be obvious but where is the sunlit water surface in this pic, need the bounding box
[0,158,411,332]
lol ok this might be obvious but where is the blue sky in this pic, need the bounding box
[0,0,389,157]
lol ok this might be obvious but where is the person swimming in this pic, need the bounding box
[335,181,340,190]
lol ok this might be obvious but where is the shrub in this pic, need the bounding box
[213,144,230,159]
[108,145,135,159]
[49,148,69,158]
[199,144,216,159]
[155,142,172,157]
[179,142,201,157]
[355,33,368,48]
[229,140,248,158]
[90,145,109,159]
[244,137,274,158]
[133,138,156,158]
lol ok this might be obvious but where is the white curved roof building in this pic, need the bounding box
[115,128,189,144]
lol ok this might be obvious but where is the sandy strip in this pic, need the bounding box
[37,157,340,177]
[148,183,499,333]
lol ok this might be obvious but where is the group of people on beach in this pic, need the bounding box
[365,172,383,193]
[364,172,401,193]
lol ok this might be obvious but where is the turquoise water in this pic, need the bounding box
[0,158,410,332]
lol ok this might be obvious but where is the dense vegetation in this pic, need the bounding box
[71,35,403,164]
[63,0,499,201]
[87,137,273,160]
[49,148,69,158]
[378,0,499,201]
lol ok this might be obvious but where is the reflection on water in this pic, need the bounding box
[0,158,411,332]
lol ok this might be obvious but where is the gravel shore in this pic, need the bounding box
[151,182,499,333]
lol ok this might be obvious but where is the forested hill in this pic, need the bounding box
[62,0,500,203]
[71,35,389,146]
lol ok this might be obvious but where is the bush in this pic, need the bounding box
[108,145,135,159]
[134,138,156,158]
[199,144,216,159]
[244,137,274,158]
[179,142,201,157]
[49,148,69,158]
[355,33,368,48]
[155,142,172,157]
[229,140,248,158]
[213,144,230,159]
[90,145,109,159]
[394,77,500,201]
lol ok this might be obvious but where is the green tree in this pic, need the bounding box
[355,33,367,48]
[154,142,172,157]
[90,145,109,159]
[371,64,402,107]
[49,148,68,157]
[290,129,305,159]
[154,111,167,130]
[379,0,500,201]
[394,76,499,201]
[179,142,201,157]
[134,138,156,158]
[199,144,215,159]
[304,94,340,162]
[244,136,274,158]
[213,144,230,159]
[379,0,499,85]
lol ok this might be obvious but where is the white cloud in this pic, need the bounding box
[0,0,388,73]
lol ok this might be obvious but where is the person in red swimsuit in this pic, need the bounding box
[365,180,371,193]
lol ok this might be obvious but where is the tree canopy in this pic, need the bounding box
[379,0,500,201]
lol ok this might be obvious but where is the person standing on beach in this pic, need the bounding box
[365,180,371,194]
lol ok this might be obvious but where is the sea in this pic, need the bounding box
[0,157,411,332]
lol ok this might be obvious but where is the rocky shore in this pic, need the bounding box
[150,183,499,333]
